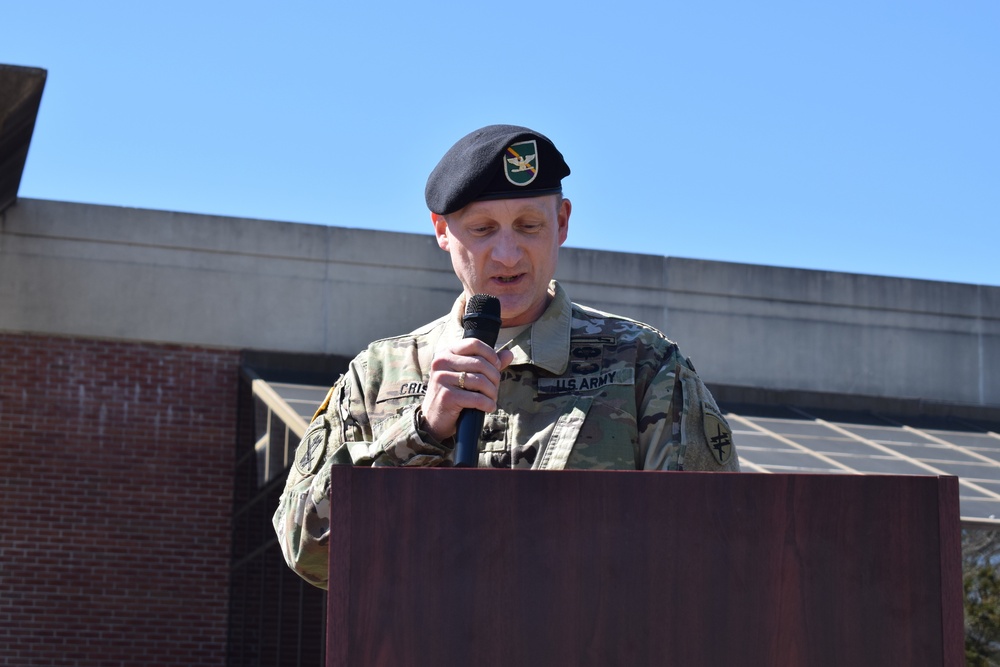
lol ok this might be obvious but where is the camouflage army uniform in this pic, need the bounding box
[274,281,739,587]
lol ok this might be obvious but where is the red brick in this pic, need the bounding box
[1,332,239,667]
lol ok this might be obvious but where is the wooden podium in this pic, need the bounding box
[327,468,963,666]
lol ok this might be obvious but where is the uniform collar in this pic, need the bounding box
[446,281,572,375]
[521,281,571,374]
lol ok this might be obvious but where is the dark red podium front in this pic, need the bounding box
[327,467,963,666]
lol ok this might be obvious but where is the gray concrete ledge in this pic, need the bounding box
[3,198,998,408]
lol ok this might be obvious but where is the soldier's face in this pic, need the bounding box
[433,195,571,327]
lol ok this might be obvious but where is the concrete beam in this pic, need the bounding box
[3,198,997,408]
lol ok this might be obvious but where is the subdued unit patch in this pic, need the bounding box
[704,411,734,466]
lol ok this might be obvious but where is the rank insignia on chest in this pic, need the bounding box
[704,412,734,466]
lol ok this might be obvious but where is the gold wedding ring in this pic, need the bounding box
[458,371,467,390]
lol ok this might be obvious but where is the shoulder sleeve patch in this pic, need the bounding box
[703,411,734,466]
[294,417,329,476]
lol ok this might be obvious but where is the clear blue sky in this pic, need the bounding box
[5,1,998,286]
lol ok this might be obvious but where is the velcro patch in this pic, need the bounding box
[294,419,328,476]
[570,336,615,346]
[538,367,634,394]
[375,380,427,404]
[703,411,734,466]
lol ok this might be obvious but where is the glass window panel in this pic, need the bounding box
[824,454,929,475]
[929,432,1000,450]
[961,479,1000,495]
[253,395,270,443]
[964,448,1000,465]
[268,419,288,484]
[836,425,915,443]
[255,411,270,489]
[729,431,802,452]
[874,442,977,462]
[960,499,1000,521]
[747,418,834,438]
[799,437,883,457]
[746,448,848,473]
[929,461,1000,479]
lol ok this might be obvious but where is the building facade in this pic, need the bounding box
[2,198,998,665]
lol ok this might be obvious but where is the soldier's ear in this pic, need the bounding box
[557,197,571,246]
[432,213,450,251]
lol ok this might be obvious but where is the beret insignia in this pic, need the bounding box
[504,139,538,186]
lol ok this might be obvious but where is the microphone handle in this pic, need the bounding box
[454,408,485,467]
[453,293,501,468]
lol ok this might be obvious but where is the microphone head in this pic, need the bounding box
[463,294,502,345]
[466,293,501,319]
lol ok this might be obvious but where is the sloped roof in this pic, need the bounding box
[0,64,46,213]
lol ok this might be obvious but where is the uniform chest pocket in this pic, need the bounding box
[534,395,594,470]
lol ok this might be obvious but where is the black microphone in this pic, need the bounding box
[454,294,502,467]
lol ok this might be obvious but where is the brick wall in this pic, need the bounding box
[0,333,239,666]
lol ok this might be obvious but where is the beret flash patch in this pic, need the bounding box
[504,140,539,186]
[704,411,734,466]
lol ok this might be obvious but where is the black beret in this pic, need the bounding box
[425,124,571,215]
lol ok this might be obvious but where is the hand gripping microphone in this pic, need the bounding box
[454,294,502,467]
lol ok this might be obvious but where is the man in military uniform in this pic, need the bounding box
[273,124,740,587]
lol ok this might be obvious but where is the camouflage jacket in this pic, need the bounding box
[274,281,739,587]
